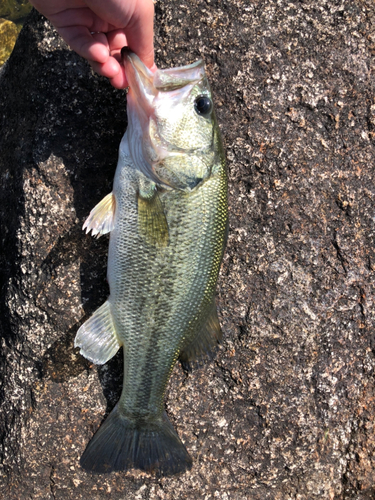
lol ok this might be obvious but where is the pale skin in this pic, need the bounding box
[29,0,155,89]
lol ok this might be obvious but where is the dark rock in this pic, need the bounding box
[1,1,375,498]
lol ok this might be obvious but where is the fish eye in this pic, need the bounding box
[194,96,213,116]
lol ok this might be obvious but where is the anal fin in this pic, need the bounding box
[75,300,121,364]
[83,192,116,238]
[179,300,223,371]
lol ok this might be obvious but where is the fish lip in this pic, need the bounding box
[121,48,206,97]
[121,48,155,84]
[153,59,206,91]
[121,48,156,115]
[120,46,132,62]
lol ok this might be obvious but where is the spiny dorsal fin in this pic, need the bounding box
[137,182,169,248]
[83,192,116,238]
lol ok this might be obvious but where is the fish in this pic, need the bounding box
[74,48,228,476]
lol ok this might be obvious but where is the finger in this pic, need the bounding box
[56,26,110,63]
[86,0,155,70]
[89,57,128,87]
[106,29,128,54]
[84,0,136,27]
[125,0,155,69]
[109,67,128,89]
[29,1,87,17]
[49,7,114,33]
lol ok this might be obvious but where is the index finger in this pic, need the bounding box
[86,0,155,70]
[124,0,154,70]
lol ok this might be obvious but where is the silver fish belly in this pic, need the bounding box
[75,49,228,476]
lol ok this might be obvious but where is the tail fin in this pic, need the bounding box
[80,405,192,476]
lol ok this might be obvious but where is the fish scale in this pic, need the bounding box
[112,166,226,418]
[75,49,228,475]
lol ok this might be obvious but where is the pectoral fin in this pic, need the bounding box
[137,183,169,247]
[75,300,121,364]
[179,300,223,371]
[83,192,116,238]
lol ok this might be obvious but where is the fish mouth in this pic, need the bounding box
[121,48,208,188]
[121,47,205,93]
[121,48,156,129]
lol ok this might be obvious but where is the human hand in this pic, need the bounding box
[29,0,155,89]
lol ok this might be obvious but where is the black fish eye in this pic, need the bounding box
[194,96,213,116]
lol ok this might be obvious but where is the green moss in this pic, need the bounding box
[0,2,32,66]
[0,0,32,22]
[0,18,19,66]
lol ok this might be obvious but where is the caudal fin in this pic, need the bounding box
[80,405,192,476]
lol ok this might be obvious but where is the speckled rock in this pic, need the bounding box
[1,2,375,499]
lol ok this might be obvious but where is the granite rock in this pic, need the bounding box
[1,1,375,499]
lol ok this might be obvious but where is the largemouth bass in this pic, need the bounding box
[75,48,228,476]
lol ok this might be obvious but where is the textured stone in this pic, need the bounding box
[1,1,375,499]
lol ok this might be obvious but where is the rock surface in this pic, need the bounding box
[1,1,375,499]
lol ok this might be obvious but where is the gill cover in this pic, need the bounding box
[122,48,216,190]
